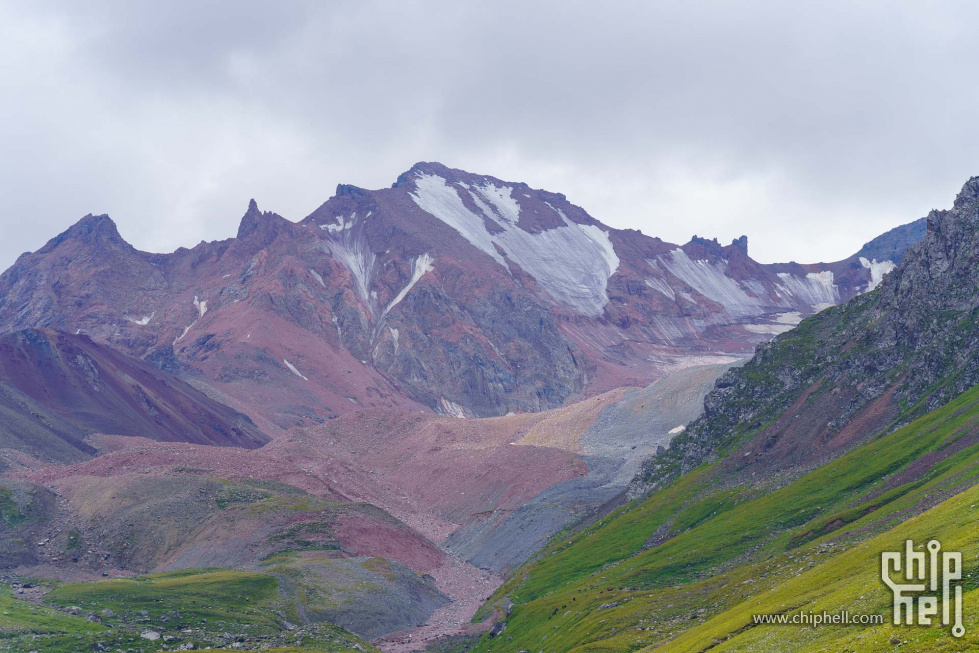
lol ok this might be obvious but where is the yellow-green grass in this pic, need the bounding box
[0,585,101,635]
[664,480,979,652]
[43,568,288,631]
[1,567,381,652]
[473,381,979,651]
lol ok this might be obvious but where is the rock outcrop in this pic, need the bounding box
[633,176,979,494]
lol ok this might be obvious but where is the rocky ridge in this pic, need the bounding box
[0,163,924,423]
[633,176,979,495]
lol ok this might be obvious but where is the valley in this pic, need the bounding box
[0,164,935,651]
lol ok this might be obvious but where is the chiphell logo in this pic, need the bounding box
[881,539,964,637]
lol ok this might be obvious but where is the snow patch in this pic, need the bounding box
[325,213,377,313]
[410,173,619,316]
[309,269,326,288]
[126,312,154,326]
[476,182,521,224]
[776,271,840,308]
[382,253,435,318]
[775,311,803,325]
[389,327,400,354]
[322,213,357,234]
[744,322,796,335]
[744,311,804,335]
[438,397,468,419]
[660,250,764,317]
[283,359,308,381]
[193,296,208,318]
[859,257,896,291]
[668,425,686,435]
[174,324,193,345]
[643,266,676,300]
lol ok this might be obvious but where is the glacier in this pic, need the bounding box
[775,271,840,307]
[410,173,619,316]
[659,249,766,318]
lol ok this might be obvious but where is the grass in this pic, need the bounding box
[472,382,979,652]
[0,568,379,652]
[43,567,285,630]
[0,486,24,527]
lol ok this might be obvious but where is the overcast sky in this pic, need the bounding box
[1,1,978,270]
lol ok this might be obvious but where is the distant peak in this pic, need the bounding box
[74,213,120,235]
[408,161,450,174]
[951,175,979,212]
[236,201,291,242]
[44,213,124,248]
[335,183,369,199]
[394,161,456,188]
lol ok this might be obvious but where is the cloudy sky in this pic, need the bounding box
[1,1,977,270]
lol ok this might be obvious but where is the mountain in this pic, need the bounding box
[0,165,940,651]
[0,163,925,426]
[468,177,979,651]
[0,328,267,465]
[633,177,979,495]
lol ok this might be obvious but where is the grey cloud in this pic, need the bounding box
[2,0,979,270]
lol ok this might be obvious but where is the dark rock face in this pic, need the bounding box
[855,217,927,264]
[0,163,925,422]
[0,329,268,461]
[633,176,979,495]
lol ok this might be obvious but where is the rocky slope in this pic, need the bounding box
[470,177,979,653]
[0,163,924,424]
[0,328,267,464]
[633,176,979,495]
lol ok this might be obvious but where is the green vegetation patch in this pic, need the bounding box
[473,382,979,652]
[0,568,379,652]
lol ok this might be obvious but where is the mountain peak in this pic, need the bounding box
[37,214,127,255]
[68,213,121,239]
[952,175,979,208]
[394,161,453,188]
[235,199,292,243]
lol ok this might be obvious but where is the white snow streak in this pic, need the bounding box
[410,173,619,316]
[643,272,676,300]
[322,213,357,234]
[193,296,208,318]
[382,253,434,319]
[174,324,193,345]
[743,311,803,335]
[326,213,377,311]
[389,327,400,354]
[477,182,522,224]
[309,269,327,288]
[776,271,840,307]
[660,249,765,317]
[438,397,468,419]
[668,425,686,435]
[283,359,309,381]
[859,257,896,291]
[744,322,796,335]
[126,312,154,326]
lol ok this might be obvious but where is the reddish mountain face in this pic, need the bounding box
[0,163,923,423]
[0,329,268,462]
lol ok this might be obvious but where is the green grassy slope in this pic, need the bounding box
[0,568,378,652]
[472,382,979,652]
